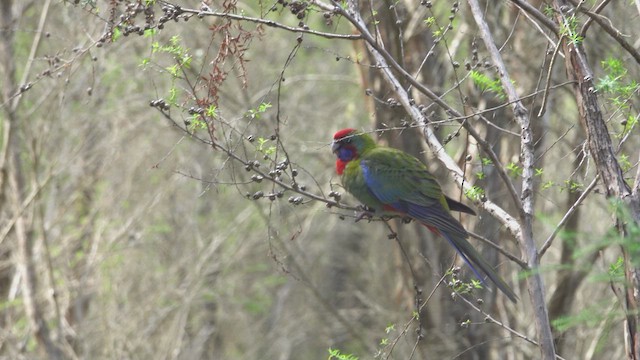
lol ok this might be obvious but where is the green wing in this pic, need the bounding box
[360,147,445,208]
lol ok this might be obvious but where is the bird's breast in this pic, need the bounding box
[341,160,385,212]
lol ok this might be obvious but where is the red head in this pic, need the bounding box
[333,128,357,141]
[331,128,376,175]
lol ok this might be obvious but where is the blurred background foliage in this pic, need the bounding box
[1,0,639,359]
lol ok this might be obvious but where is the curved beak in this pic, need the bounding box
[331,141,340,154]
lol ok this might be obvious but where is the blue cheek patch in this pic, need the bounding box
[338,146,356,162]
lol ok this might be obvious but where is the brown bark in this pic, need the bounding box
[553,1,640,359]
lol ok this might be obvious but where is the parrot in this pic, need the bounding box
[331,128,517,303]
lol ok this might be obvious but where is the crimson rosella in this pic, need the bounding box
[331,128,517,303]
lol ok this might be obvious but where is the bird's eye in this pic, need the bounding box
[344,137,352,143]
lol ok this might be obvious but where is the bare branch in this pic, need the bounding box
[538,38,565,117]
[10,0,51,112]
[456,295,568,360]
[155,107,358,213]
[569,0,640,65]
[509,0,560,35]
[579,0,611,34]
[468,231,527,269]
[179,7,362,40]
[540,176,598,256]
[468,0,557,358]
[0,170,53,246]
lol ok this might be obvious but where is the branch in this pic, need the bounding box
[467,0,533,224]
[0,170,53,246]
[456,295,568,360]
[539,176,598,256]
[509,0,560,35]
[154,107,360,213]
[421,126,521,239]
[10,0,51,112]
[468,231,527,269]
[179,7,362,40]
[579,0,610,35]
[538,36,566,117]
[467,1,557,358]
[568,0,640,65]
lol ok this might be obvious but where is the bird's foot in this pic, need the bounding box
[354,206,375,223]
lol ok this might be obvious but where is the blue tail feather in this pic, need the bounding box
[440,231,489,286]
[438,230,518,303]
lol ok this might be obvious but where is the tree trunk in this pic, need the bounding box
[552,1,640,359]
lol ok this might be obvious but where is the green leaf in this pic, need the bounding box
[481,157,492,166]
[385,323,395,334]
[608,256,624,280]
[166,64,180,77]
[424,16,435,27]
[506,162,523,178]
[542,180,555,190]
[143,28,157,37]
[619,153,630,172]
[206,104,217,117]
[167,86,177,105]
[328,348,358,360]
[543,5,554,17]
[112,27,122,42]
[563,179,583,193]
[464,185,485,201]
[470,70,506,99]
[246,102,272,119]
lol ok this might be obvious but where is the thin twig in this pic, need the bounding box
[539,176,598,256]
[566,0,640,65]
[538,37,565,117]
[10,0,51,112]
[456,295,567,360]
[155,108,360,212]
[0,170,54,246]
[509,0,560,35]
[534,124,576,164]
[382,273,446,359]
[180,8,362,40]
[468,231,527,269]
[382,221,419,283]
[579,0,610,35]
